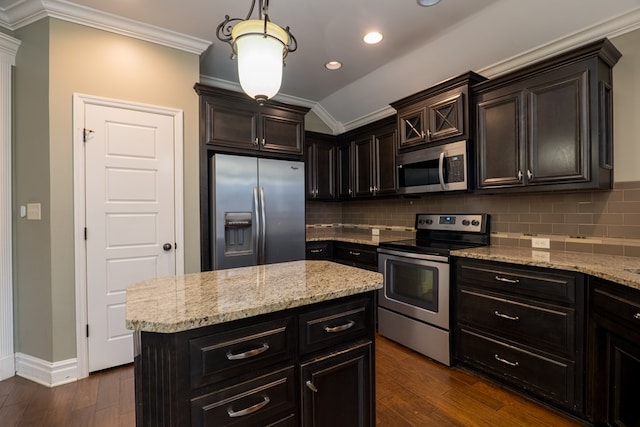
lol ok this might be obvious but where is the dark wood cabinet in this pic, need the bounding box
[474,38,621,192]
[300,341,372,427]
[340,116,397,198]
[391,72,486,152]
[305,241,333,260]
[333,242,378,271]
[587,277,640,427]
[337,142,353,198]
[195,84,309,158]
[305,132,336,200]
[135,292,377,426]
[455,258,586,415]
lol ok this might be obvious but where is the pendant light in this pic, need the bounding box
[216,0,297,104]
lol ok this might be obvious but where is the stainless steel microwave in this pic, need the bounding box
[396,140,469,194]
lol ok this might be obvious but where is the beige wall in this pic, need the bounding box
[14,18,200,362]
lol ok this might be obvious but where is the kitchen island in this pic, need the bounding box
[126,260,382,426]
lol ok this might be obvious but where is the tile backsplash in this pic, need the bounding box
[305,181,640,257]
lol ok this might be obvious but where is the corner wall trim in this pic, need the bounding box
[15,353,78,387]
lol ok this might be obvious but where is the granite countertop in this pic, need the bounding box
[125,260,383,333]
[452,246,640,291]
[306,231,400,246]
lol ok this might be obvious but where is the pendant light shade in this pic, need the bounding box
[216,0,297,104]
[232,20,289,104]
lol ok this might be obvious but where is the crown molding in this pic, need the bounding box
[1,0,210,54]
[0,31,20,64]
[479,6,640,79]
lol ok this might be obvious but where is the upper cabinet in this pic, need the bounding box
[194,84,309,158]
[339,116,397,198]
[305,131,337,200]
[474,39,621,192]
[391,72,486,152]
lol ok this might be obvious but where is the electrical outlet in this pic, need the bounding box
[531,237,550,249]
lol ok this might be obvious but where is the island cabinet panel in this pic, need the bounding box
[454,258,586,416]
[195,84,309,158]
[300,341,372,427]
[474,38,621,192]
[587,277,640,427]
[134,292,376,426]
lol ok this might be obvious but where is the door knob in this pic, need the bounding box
[163,243,173,251]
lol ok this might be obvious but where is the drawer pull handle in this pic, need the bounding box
[494,311,520,322]
[325,320,355,333]
[310,249,323,253]
[494,354,519,367]
[227,396,270,418]
[306,380,318,393]
[634,313,640,320]
[495,275,519,284]
[226,343,270,360]
[349,251,361,256]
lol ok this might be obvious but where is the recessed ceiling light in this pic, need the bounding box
[325,61,342,70]
[417,0,441,6]
[363,31,383,45]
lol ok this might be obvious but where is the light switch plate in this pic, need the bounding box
[531,237,550,249]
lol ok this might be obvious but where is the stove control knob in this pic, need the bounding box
[462,219,470,226]
[426,219,433,224]
[471,220,480,226]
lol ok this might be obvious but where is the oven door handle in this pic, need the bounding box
[438,151,446,191]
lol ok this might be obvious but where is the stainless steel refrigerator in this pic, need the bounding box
[211,154,306,270]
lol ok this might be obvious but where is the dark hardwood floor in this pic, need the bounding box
[0,335,586,426]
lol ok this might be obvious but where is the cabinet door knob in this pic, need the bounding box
[261,138,266,146]
[634,312,640,320]
[253,137,259,146]
[517,170,523,181]
[527,169,533,180]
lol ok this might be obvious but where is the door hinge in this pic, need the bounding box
[86,324,89,338]
[84,227,87,240]
[83,128,94,142]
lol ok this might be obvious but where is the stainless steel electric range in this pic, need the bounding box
[377,213,490,366]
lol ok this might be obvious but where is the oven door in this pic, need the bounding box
[378,249,450,330]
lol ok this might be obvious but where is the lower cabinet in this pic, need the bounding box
[587,277,640,427]
[300,341,372,427]
[332,242,378,271]
[134,292,376,426]
[454,258,586,415]
[305,241,333,260]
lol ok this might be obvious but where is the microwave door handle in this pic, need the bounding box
[438,151,446,191]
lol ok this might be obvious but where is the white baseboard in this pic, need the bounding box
[0,353,15,381]
[15,352,78,387]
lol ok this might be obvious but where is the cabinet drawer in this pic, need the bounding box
[592,285,640,333]
[299,297,371,355]
[457,327,576,408]
[191,366,296,427]
[189,316,294,389]
[457,260,578,304]
[305,241,333,260]
[458,288,576,355]
[333,243,377,270]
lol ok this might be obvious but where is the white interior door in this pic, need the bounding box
[84,103,176,372]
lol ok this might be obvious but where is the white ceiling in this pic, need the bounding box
[2,0,640,132]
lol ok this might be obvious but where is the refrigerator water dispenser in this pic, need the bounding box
[224,212,252,255]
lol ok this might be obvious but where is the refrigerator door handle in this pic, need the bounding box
[259,186,267,265]
[253,186,260,265]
